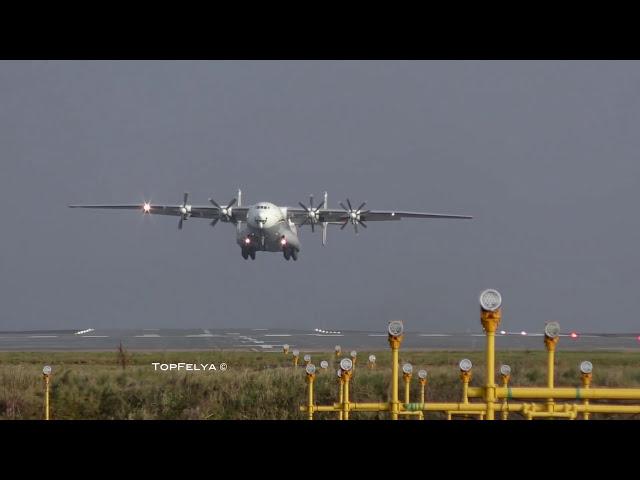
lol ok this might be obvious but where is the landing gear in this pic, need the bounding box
[242,248,256,260]
[241,248,249,260]
[283,248,298,261]
[249,250,256,260]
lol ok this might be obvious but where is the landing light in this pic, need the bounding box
[280,237,287,246]
[244,237,251,245]
[500,330,507,335]
[143,203,151,212]
[570,331,579,339]
[521,331,527,336]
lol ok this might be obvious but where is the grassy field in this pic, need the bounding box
[1,349,639,420]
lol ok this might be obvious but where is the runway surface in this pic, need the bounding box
[0,328,638,352]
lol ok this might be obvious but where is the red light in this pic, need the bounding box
[570,331,578,339]
[637,336,640,342]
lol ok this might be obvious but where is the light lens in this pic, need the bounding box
[304,354,311,362]
[368,354,376,363]
[580,361,593,374]
[292,350,299,357]
[283,344,289,350]
[544,322,561,338]
[305,364,316,375]
[350,350,357,358]
[280,237,287,246]
[244,237,251,244]
[388,320,404,336]
[402,363,413,375]
[335,345,341,352]
[143,203,151,212]
[500,330,507,335]
[500,364,511,376]
[479,289,502,311]
[418,369,427,380]
[42,365,52,375]
[340,358,353,371]
[521,331,527,336]
[459,359,473,372]
[320,361,329,369]
[570,331,579,339]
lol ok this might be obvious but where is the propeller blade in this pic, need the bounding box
[183,193,189,206]
[339,201,348,211]
[356,201,367,212]
[226,198,237,208]
[346,198,353,211]
[309,195,314,209]
[210,218,219,227]
[316,200,325,210]
[311,222,315,233]
[340,219,349,230]
[354,222,359,235]
[178,218,183,230]
[209,198,221,209]
[298,202,310,212]
[300,218,309,226]
[322,222,327,245]
[359,220,367,228]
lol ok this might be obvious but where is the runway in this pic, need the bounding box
[0,328,638,352]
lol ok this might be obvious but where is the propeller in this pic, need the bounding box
[178,192,191,230]
[339,198,369,235]
[208,196,237,227]
[298,194,325,232]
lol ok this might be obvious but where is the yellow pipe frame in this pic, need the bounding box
[306,373,315,420]
[480,307,501,420]
[581,372,592,420]
[501,374,510,420]
[43,374,50,421]
[544,335,558,413]
[389,333,402,420]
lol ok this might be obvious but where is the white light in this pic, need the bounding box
[521,331,527,336]
[479,289,502,311]
[303,354,311,362]
[337,369,342,378]
[42,365,52,375]
[350,350,357,358]
[280,237,287,246]
[244,237,251,244]
[500,364,511,376]
[368,354,376,363]
[418,369,428,380]
[402,363,413,375]
[580,361,593,374]
[283,344,289,350]
[305,364,316,375]
[292,349,299,357]
[334,345,341,352]
[459,359,472,372]
[143,203,151,212]
[544,321,561,339]
[340,358,353,371]
[320,361,329,369]
[388,320,404,337]
[500,330,507,335]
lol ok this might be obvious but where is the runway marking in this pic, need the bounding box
[29,335,58,338]
[252,328,268,331]
[225,332,240,335]
[135,334,161,338]
[185,334,215,337]
[264,334,291,337]
[368,334,387,337]
[81,335,109,338]
[418,334,452,337]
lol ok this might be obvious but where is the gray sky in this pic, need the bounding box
[1,61,639,333]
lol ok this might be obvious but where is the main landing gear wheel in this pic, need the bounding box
[241,248,249,260]
[249,250,256,260]
[283,249,290,261]
[291,249,298,261]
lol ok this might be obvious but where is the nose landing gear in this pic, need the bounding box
[283,248,298,261]
[241,248,256,260]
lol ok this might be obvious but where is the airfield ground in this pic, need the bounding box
[1,350,639,420]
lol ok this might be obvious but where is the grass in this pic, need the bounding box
[1,350,639,419]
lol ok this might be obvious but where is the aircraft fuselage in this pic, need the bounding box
[236,202,301,260]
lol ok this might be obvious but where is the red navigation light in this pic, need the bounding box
[636,335,640,342]
[570,331,578,339]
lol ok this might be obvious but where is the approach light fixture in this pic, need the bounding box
[418,369,428,380]
[580,361,593,374]
[479,289,502,311]
[320,361,329,369]
[388,320,404,337]
[305,364,316,375]
[459,358,473,372]
[368,354,376,363]
[42,365,52,376]
[340,358,353,372]
[304,354,311,363]
[402,363,413,375]
[544,321,561,339]
[500,364,511,376]
[292,349,300,357]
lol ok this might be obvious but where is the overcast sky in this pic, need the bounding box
[1,61,639,333]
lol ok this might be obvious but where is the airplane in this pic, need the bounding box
[69,190,472,261]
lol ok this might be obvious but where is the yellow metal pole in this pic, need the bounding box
[501,374,510,420]
[582,372,592,420]
[306,373,315,420]
[461,371,471,404]
[491,387,640,400]
[544,335,558,413]
[338,377,344,420]
[343,370,351,420]
[388,334,403,420]
[480,307,501,420]
[293,356,299,367]
[44,374,50,421]
[404,374,411,405]
[419,379,426,420]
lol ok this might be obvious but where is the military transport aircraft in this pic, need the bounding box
[69,190,472,261]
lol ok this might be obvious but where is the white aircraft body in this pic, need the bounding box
[70,190,472,261]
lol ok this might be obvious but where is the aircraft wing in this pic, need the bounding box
[68,203,249,222]
[287,207,472,225]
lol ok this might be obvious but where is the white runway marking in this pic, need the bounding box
[264,334,291,337]
[29,335,58,338]
[418,334,452,337]
[135,334,161,338]
[368,334,386,337]
[185,334,215,337]
[81,335,109,338]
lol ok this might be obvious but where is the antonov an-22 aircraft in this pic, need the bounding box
[70,190,472,261]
